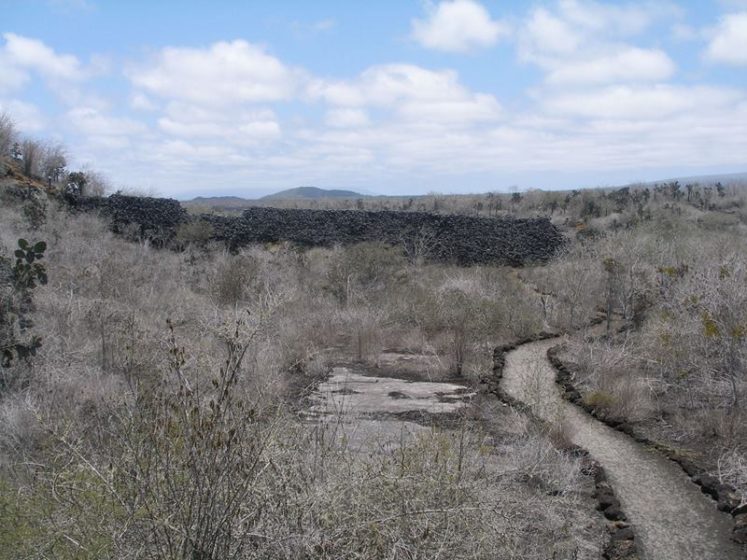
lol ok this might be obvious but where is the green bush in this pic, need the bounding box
[1,238,47,373]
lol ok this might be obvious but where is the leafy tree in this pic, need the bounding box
[13,239,48,290]
[66,170,88,196]
[1,239,47,373]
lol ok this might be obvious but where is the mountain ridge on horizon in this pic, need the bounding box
[260,186,367,200]
[182,171,747,205]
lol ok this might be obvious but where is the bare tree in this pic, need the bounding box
[118,320,277,559]
[0,112,16,157]
[41,143,67,185]
[80,167,110,196]
[21,139,42,177]
[67,167,110,197]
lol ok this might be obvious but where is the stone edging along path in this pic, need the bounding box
[482,335,640,560]
[547,344,747,546]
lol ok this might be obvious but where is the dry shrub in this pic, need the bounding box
[567,336,654,422]
[674,407,747,448]
[270,296,337,374]
[523,244,605,332]
[582,390,616,411]
[210,252,258,307]
[324,242,406,305]
[547,416,578,452]
[0,394,40,459]
[0,194,599,560]
[403,267,542,377]
[505,427,582,496]
[173,218,214,249]
[339,305,384,363]
[717,447,747,506]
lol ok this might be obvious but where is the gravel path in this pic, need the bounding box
[502,338,744,560]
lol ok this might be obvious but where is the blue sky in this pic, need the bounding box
[1,0,746,198]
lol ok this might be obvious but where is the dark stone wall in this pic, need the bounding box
[69,194,564,265]
[203,207,564,266]
[69,194,188,245]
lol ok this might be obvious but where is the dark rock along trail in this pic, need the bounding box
[501,337,744,560]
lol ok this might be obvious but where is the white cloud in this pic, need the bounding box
[2,33,83,81]
[310,64,501,123]
[66,107,147,137]
[705,12,747,65]
[519,2,678,87]
[325,108,370,128]
[411,0,509,52]
[542,85,742,120]
[130,93,157,111]
[521,7,582,57]
[129,40,303,105]
[0,59,29,94]
[154,140,244,163]
[546,47,675,85]
[397,93,501,124]
[555,0,662,36]
[5,5,744,197]
[0,99,46,132]
[0,33,86,95]
[157,102,281,143]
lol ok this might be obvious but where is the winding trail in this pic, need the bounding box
[501,337,744,560]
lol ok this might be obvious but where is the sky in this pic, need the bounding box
[1,0,746,199]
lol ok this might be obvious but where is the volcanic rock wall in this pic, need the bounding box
[69,195,564,265]
[70,194,188,244]
[205,208,563,265]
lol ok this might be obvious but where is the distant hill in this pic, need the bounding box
[182,187,369,213]
[261,186,366,200]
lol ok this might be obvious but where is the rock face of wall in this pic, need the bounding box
[204,208,564,266]
[71,194,188,244]
[70,194,564,265]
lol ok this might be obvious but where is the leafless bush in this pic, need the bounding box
[325,242,406,305]
[505,426,582,496]
[568,336,654,422]
[0,112,16,157]
[81,167,110,197]
[40,143,67,186]
[0,191,603,559]
[525,244,605,331]
[174,219,214,249]
[210,252,258,307]
[717,447,747,507]
[20,139,42,177]
[340,305,384,363]
[401,225,441,266]
[114,319,274,559]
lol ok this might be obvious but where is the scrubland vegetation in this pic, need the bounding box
[0,182,596,556]
[2,111,746,557]
[524,196,747,507]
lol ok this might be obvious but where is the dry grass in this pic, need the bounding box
[0,191,600,559]
[566,336,655,422]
